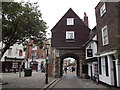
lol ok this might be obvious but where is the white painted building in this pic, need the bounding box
[84,27,98,80]
[1,42,25,72]
[98,50,120,87]
[1,43,25,62]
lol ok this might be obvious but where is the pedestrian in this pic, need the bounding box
[19,65,23,77]
[64,67,67,73]
[72,67,75,72]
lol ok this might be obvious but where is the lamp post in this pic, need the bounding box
[45,43,50,84]
[31,51,35,69]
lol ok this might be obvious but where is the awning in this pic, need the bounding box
[4,56,24,62]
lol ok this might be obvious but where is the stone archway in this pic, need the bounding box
[50,47,86,78]
[60,53,80,77]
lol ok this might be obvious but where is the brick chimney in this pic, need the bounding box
[83,12,89,27]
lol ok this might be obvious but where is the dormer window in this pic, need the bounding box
[66,31,74,40]
[67,18,74,25]
[100,3,106,17]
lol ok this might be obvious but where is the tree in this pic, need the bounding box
[2,1,47,56]
[115,35,120,64]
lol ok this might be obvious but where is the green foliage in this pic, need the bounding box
[2,1,47,55]
[115,44,120,60]
[115,35,120,64]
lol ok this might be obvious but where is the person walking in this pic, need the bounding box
[64,67,67,73]
[19,65,23,77]
[72,66,75,72]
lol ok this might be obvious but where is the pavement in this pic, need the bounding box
[1,71,120,90]
[1,71,56,89]
[51,72,107,89]
[46,72,120,90]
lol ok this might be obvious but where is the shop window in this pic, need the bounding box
[12,63,18,68]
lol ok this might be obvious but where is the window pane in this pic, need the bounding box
[102,25,109,45]
[66,31,74,39]
[67,18,74,25]
[101,57,106,75]
[100,3,106,17]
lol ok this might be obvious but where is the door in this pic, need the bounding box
[113,61,117,87]
[90,66,93,80]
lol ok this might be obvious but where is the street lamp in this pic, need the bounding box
[31,51,35,69]
[56,50,60,57]
[45,42,50,84]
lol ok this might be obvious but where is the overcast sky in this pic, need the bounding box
[16,0,100,38]
[37,0,100,38]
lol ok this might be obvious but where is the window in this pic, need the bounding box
[32,45,37,50]
[67,18,74,25]
[19,50,23,56]
[101,56,109,76]
[100,3,106,17]
[101,57,106,75]
[12,63,18,68]
[66,31,74,39]
[102,25,109,46]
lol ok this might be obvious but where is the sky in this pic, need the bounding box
[15,0,100,38]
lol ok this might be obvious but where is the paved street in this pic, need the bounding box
[52,72,109,89]
[1,71,56,88]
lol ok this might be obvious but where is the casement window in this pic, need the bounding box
[100,3,106,17]
[66,31,74,40]
[101,56,109,76]
[101,57,106,75]
[101,25,109,46]
[67,18,74,25]
[12,62,18,68]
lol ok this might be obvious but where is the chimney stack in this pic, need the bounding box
[83,12,89,27]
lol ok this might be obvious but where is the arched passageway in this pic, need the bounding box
[60,53,80,77]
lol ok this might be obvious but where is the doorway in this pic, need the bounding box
[113,61,117,87]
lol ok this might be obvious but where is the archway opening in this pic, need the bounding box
[63,57,76,74]
[60,53,80,77]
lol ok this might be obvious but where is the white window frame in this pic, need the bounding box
[66,31,74,40]
[67,18,74,25]
[101,25,109,46]
[100,3,106,17]
[101,57,106,75]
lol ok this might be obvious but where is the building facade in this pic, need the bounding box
[95,2,120,87]
[84,27,98,80]
[51,8,90,78]
[1,42,25,72]
[25,39,46,72]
